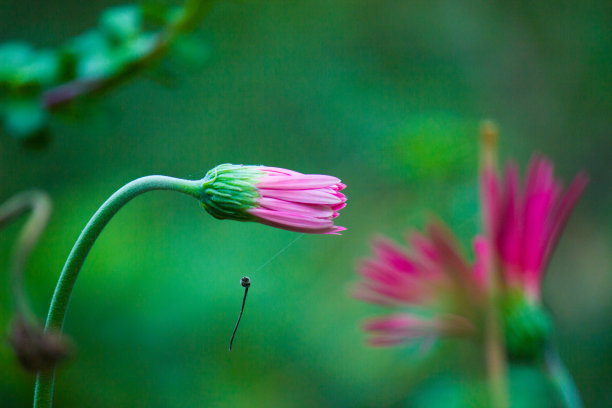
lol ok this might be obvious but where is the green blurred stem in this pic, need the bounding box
[484,304,509,408]
[0,190,52,322]
[483,260,508,408]
[42,0,216,109]
[33,175,203,408]
[544,346,583,408]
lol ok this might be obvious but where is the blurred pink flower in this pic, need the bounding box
[479,155,588,300]
[354,222,480,346]
[201,164,347,234]
[354,123,588,351]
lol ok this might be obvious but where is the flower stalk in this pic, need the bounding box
[33,166,345,407]
[0,190,52,322]
[544,346,583,408]
[484,304,509,408]
[479,121,509,408]
[33,175,201,407]
[1,191,71,373]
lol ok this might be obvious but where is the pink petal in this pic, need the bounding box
[256,174,342,189]
[358,260,405,285]
[522,157,558,281]
[362,315,442,347]
[472,235,490,288]
[331,202,347,211]
[257,197,334,218]
[409,232,439,263]
[427,222,475,290]
[325,226,347,235]
[248,208,344,234]
[497,162,523,271]
[373,237,419,275]
[364,315,428,332]
[249,208,333,228]
[541,172,589,272]
[258,188,345,205]
[258,166,303,176]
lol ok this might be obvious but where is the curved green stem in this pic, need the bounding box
[33,175,203,408]
[0,190,52,322]
[544,346,583,408]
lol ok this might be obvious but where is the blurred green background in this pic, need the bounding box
[1,0,611,406]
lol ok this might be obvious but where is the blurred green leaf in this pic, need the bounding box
[2,98,48,139]
[99,5,143,44]
[0,42,33,84]
[76,50,123,79]
[65,30,109,58]
[119,33,158,62]
[12,50,61,90]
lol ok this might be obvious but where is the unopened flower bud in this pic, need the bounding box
[200,164,347,234]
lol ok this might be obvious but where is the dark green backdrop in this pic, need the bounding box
[1,1,610,406]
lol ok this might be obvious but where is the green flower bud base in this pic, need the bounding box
[200,164,263,221]
[502,291,552,361]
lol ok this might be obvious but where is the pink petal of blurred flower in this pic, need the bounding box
[472,235,490,289]
[354,222,482,309]
[480,154,588,299]
[363,314,474,347]
[353,222,482,348]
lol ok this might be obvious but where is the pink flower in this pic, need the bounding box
[479,155,588,300]
[353,122,588,375]
[354,222,480,346]
[201,164,346,234]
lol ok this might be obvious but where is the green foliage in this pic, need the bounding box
[99,5,143,44]
[0,42,33,84]
[0,2,212,144]
[2,98,48,139]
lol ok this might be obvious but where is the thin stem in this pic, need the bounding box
[229,285,249,351]
[482,242,509,408]
[478,123,509,408]
[484,304,509,408]
[544,346,583,408]
[0,190,52,322]
[33,175,203,408]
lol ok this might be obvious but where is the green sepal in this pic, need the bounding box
[200,164,264,221]
[502,290,552,362]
